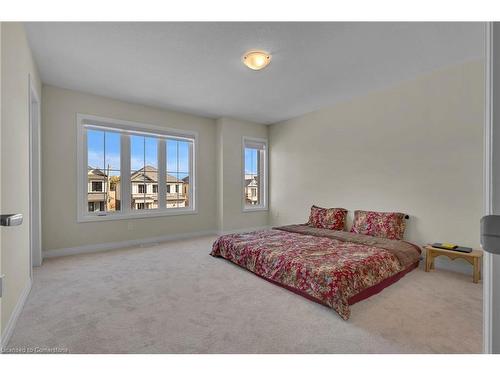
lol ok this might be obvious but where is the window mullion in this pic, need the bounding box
[189,141,194,209]
[260,148,266,208]
[254,150,264,206]
[158,139,166,210]
[121,134,131,214]
[82,128,88,216]
[103,131,107,213]
[143,137,146,209]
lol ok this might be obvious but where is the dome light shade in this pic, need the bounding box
[242,50,271,71]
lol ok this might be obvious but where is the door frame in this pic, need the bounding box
[28,75,42,269]
[484,21,494,354]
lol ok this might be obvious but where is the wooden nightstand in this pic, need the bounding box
[423,245,483,283]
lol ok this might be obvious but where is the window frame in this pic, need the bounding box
[77,113,197,222]
[241,136,268,212]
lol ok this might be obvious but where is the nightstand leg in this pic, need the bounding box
[425,251,431,272]
[473,258,479,284]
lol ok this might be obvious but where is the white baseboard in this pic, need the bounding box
[44,226,273,259]
[217,225,271,236]
[1,278,32,351]
[43,230,217,259]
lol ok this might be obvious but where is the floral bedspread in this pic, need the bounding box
[210,226,420,320]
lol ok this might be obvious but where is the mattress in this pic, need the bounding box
[210,224,421,320]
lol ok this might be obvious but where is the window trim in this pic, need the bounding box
[77,113,198,222]
[241,136,268,212]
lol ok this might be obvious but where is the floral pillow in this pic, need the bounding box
[350,210,407,240]
[307,205,348,231]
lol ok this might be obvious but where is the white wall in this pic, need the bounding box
[269,60,484,273]
[216,117,268,233]
[42,86,217,252]
[1,23,42,337]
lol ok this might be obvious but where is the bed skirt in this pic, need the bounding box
[228,259,420,309]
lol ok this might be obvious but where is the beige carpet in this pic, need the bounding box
[7,235,482,353]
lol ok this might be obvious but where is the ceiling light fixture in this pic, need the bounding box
[242,50,271,71]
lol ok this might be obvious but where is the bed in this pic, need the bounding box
[210,224,421,320]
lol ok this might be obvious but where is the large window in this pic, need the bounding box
[242,137,267,211]
[77,114,196,222]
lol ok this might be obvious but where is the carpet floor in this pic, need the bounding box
[7,235,482,353]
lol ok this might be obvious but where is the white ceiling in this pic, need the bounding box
[25,22,485,124]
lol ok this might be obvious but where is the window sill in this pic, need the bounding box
[242,206,268,213]
[78,208,198,223]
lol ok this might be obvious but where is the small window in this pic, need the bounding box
[243,137,267,211]
[138,184,146,194]
[153,184,158,193]
[91,181,103,192]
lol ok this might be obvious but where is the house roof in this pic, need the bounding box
[88,165,185,183]
[130,165,183,183]
[88,166,107,177]
[245,177,258,187]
